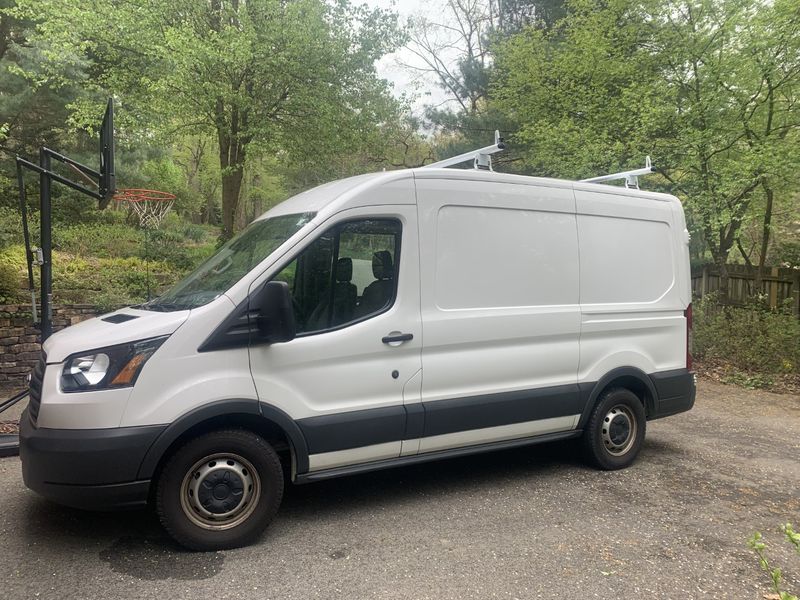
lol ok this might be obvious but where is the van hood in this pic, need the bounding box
[42,306,190,363]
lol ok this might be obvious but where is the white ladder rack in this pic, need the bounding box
[579,156,656,190]
[423,132,656,190]
[422,130,506,171]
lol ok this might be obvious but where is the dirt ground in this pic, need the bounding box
[0,377,799,599]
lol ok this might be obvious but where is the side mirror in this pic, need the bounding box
[255,281,296,344]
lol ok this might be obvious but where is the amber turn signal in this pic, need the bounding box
[110,353,148,386]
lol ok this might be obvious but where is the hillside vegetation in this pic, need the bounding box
[0,206,217,309]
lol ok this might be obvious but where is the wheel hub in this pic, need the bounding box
[197,469,245,514]
[601,405,637,456]
[181,453,260,531]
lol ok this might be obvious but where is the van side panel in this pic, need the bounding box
[416,178,582,451]
[575,189,686,388]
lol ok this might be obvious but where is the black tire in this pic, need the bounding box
[582,388,646,470]
[156,429,284,551]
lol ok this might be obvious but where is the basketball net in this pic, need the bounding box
[114,189,176,229]
[113,189,176,301]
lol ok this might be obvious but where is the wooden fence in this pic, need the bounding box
[691,264,800,317]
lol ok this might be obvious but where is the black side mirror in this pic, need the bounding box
[255,281,296,343]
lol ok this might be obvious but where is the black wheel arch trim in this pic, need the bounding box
[577,366,659,430]
[136,399,310,480]
[259,402,310,474]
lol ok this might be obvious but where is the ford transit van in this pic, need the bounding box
[20,168,695,550]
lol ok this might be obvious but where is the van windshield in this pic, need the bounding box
[142,212,315,312]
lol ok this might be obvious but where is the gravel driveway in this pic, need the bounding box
[1,378,798,599]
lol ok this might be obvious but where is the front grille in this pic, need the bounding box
[28,352,46,426]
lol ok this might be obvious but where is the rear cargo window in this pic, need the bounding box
[578,215,674,304]
[435,205,579,309]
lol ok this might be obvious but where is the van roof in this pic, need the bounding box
[261,168,680,220]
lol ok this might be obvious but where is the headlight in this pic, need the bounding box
[61,336,168,392]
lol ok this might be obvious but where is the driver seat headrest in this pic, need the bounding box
[336,257,353,283]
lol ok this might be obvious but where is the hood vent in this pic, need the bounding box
[102,313,140,324]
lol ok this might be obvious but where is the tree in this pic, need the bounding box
[12,0,405,239]
[492,0,800,298]
[652,0,800,296]
[402,1,564,167]
[0,0,93,212]
[495,0,567,33]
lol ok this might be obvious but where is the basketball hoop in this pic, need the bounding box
[115,188,176,229]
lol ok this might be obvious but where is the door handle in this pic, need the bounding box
[382,332,413,344]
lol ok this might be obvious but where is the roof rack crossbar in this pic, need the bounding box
[423,130,506,171]
[580,156,656,190]
[421,134,656,191]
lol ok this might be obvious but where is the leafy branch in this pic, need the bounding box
[749,524,800,600]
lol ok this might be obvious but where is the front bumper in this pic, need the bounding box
[19,409,166,510]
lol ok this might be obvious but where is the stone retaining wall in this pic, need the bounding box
[0,304,103,384]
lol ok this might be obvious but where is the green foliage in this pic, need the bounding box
[0,210,217,308]
[749,525,800,600]
[491,0,800,271]
[139,229,202,271]
[693,293,800,375]
[49,251,176,305]
[54,222,143,258]
[492,0,668,178]
[719,371,775,390]
[0,206,23,249]
[11,0,406,237]
[775,238,800,269]
[0,261,20,302]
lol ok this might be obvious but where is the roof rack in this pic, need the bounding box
[580,156,656,190]
[421,133,657,191]
[423,130,505,171]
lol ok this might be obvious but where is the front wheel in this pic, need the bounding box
[582,388,646,470]
[156,429,284,551]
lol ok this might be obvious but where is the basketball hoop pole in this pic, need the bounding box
[14,98,116,341]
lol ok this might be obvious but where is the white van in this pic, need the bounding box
[20,167,695,550]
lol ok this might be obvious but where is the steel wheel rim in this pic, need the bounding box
[180,453,261,531]
[601,404,637,456]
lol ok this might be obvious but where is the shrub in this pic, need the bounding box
[0,246,27,302]
[694,293,800,375]
[50,253,182,305]
[54,223,144,258]
[0,206,23,249]
[0,262,20,302]
[0,217,217,308]
[181,224,211,243]
[138,229,195,270]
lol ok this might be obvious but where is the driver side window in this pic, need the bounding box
[273,219,401,335]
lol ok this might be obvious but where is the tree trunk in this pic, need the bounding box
[754,180,774,295]
[216,95,249,240]
[715,253,730,303]
[205,192,217,226]
[220,167,244,240]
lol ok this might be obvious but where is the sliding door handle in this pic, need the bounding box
[382,332,413,345]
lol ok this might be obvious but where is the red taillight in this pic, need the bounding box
[684,303,693,370]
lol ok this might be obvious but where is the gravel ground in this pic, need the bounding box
[0,378,798,600]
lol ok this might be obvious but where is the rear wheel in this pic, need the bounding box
[582,388,646,470]
[156,429,284,551]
